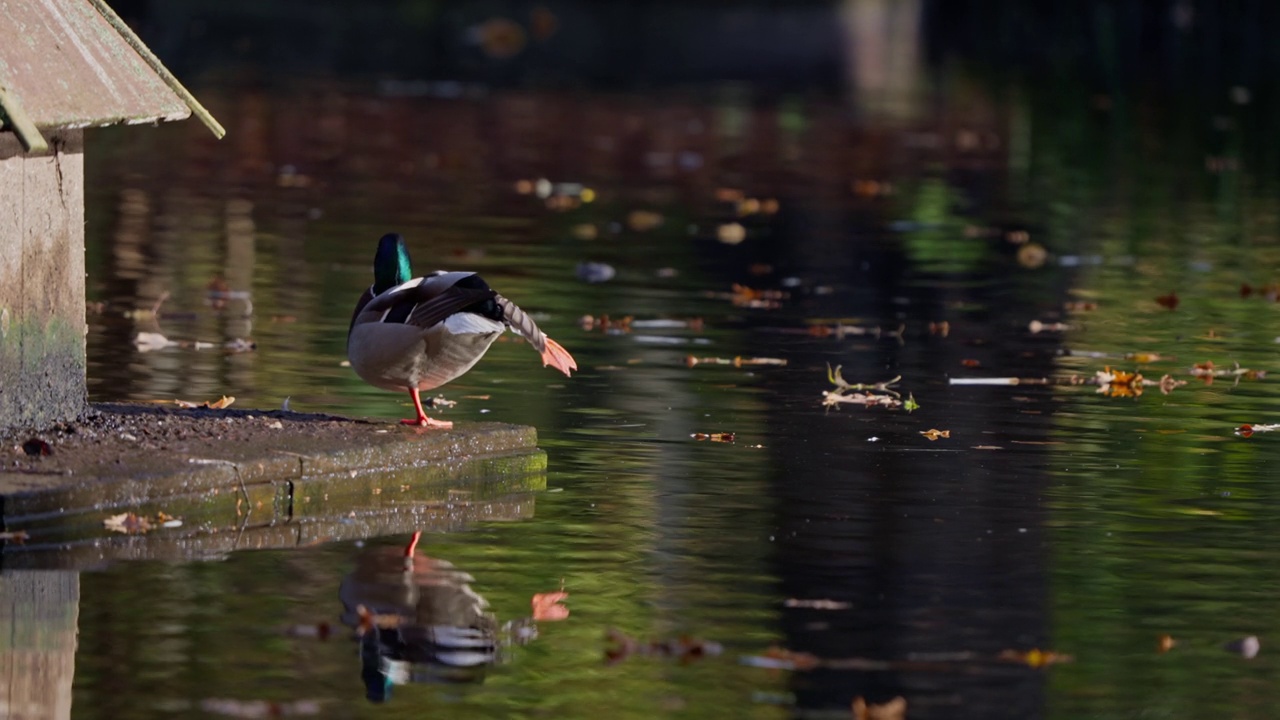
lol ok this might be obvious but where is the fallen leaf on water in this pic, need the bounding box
[687,355,786,368]
[0,530,29,543]
[532,591,570,621]
[919,429,950,441]
[174,396,236,410]
[691,432,735,443]
[1157,634,1176,653]
[960,358,981,368]
[104,512,152,535]
[904,393,920,412]
[853,696,907,720]
[823,392,903,410]
[1155,291,1180,310]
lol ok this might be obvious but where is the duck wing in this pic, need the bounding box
[353,272,498,331]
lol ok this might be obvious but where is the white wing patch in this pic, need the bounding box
[443,313,506,335]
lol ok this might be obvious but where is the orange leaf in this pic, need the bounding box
[532,591,570,621]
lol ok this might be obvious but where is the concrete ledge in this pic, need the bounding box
[0,402,548,567]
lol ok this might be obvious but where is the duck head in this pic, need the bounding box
[373,233,414,293]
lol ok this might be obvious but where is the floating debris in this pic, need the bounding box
[575,261,616,283]
[134,332,255,354]
[173,396,236,410]
[1189,360,1266,385]
[103,512,149,535]
[822,366,906,410]
[919,429,951,441]
[627,210,665,232]
[579,314,633,333]
[531,591,570,621]
[687,355,786,368]
[1236,423,1280,438]
[823,392,903,410]
[691,432,735,443]
[853,696,907,720]
[605,628,724,665]
[1157,634,1176,653]
[1028,320,1071,333]
[949,369,1185,396]
[997,648,1074,667]
[704,284,788,309]
[0,530,29,543]
[1155,291,1180,310]
[717,222,747,245]
[803,323,905,342]
[1224,635,1261,659]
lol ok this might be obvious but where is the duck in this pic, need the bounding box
[347,233,577,428]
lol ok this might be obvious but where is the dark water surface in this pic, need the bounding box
[24,65,1280,719]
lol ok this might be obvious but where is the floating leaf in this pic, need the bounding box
[103,512,152,535]
[174,396,236,410]
[919,429,951,441]
[1155,291,1180,310]
[691,432,735,443]
[532,591,570,621]
[853,696,907,720]
[903,394,920,413]
[998,648,1074,667]
[1157,634,1176,653]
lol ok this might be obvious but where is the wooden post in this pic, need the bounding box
[0,131,87,430]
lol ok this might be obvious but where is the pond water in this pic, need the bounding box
[20,57,1280,719]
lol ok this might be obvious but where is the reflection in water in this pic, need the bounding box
[0,572,78,720]
[53,3,1280,718]
[338,532,538,703]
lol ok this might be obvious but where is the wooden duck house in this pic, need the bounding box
[0,0,222,431]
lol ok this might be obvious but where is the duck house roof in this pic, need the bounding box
[0,0,223,152]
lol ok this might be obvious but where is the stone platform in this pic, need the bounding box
[0,403,547,569]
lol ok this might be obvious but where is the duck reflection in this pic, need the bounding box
[338,532,542,703]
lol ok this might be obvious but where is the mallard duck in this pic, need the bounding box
[347,233,577,428]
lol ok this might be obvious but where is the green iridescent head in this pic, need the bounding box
[373,233,413,293]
